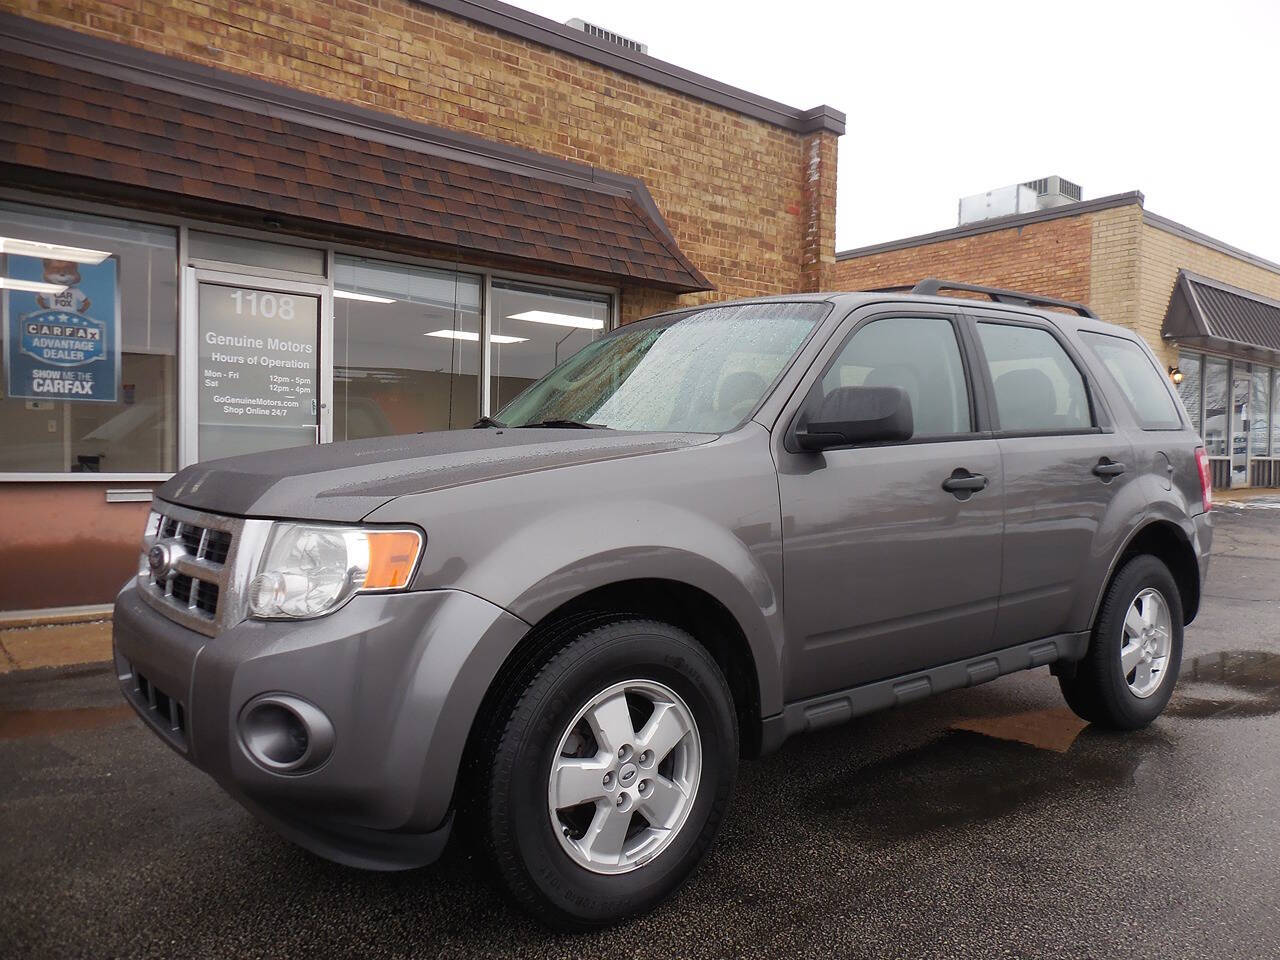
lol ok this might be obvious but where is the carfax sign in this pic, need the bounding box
[3,253,120,403]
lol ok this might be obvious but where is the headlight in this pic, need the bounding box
[248,523,424,620]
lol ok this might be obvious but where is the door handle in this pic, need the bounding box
[1092,458,1126,479]
[941,468,988,498]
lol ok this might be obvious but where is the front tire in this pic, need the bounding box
[483,618,738,929]
[1060,554,1183,730]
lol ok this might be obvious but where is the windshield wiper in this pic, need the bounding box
[472,416,507,428]
[516,419,610,429]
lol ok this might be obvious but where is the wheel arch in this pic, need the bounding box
[1095,519,1202,628]
[488,578,763,755]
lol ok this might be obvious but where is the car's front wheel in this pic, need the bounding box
[483,618,738,928]
[1060,554,1184,729]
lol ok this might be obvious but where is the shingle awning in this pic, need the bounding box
[1163,270,1280,365]
[0,28,711,293]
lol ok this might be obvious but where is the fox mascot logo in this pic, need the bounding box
[35,259,91,314]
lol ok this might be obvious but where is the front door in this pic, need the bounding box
[776,310,1004,701]
[188,271,329,463]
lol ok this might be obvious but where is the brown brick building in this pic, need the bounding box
[833,191,1280,493]
[0,0,843,612]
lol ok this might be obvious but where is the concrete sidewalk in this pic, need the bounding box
[0,620,111,673]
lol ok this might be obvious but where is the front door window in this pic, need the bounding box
[196,281,320,461]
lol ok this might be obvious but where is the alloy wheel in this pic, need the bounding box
[1121,587,1173,698]
[547,679,701,875]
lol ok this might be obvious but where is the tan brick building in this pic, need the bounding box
[0,0,843,612]
[833,191,1280,493]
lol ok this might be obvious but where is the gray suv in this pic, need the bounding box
[114,280,1213,928]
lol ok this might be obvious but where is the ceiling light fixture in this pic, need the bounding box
[507,310,604,330]
[0,277,70,295]
[0,237,111,265]
[334,289,397,303]
[426,330,527,344]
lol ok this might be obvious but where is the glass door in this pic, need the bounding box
[1230,362,1251,487]
[186,270,330,463]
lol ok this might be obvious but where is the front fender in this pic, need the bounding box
[496,508,784,716]
[367,432,786,717]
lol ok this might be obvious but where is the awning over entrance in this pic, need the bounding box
[1163,270,1280,365]
[0,21,711,293]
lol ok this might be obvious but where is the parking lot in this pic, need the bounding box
[3,500,1278,959]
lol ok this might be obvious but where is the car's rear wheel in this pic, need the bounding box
[1060,554,1184,729]
[483,618,737,929]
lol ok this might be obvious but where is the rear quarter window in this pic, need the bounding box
[1079,332,1183,430]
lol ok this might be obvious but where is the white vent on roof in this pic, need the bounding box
[565,18,648,54]
[958,175,1084,225]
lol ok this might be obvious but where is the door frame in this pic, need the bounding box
[181,267,333,467]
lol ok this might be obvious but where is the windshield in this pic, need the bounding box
[495,302,826,432]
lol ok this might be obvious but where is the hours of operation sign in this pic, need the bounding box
[197,284,319,460]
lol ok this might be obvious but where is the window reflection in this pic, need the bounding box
[1251,367,1270,458]
[490,281,610,411]
[1177,352,1202,433]
[333,256,482,438]
[0,201,177,473]
[1202,357,1228,457]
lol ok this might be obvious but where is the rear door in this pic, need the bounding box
[967,311,1142,646]
[775,305,1004,701]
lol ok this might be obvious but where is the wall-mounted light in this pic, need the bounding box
[1168,365,1184,385]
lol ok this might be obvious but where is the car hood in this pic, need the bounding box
[156,428,714,522]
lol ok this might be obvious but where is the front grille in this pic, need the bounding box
[138,503,247,637]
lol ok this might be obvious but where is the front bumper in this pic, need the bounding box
[113,581,528,870]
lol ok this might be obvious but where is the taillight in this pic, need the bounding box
[1194,447,1212,512]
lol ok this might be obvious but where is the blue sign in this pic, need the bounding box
[4,253,119,403]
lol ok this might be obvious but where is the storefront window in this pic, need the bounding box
[333,256,482,438]
[1273,370,1280,457]
[1251,366,1271,458]
[1202,357,1229,458]
[1176,352,1202,433]
[0,201,177,474]
[490,281,611,411]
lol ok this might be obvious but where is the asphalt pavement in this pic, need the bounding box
[3,500,1279,959]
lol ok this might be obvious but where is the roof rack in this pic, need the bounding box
[875,278,1099,319]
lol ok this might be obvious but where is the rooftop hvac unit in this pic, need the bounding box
[958,175,1084,224]
[1022,175,1082,207]
[565,18,648,54]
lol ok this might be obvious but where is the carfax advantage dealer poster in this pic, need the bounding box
[3,252,120,403]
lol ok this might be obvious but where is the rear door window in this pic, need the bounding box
[1079,332,1183,430]
[976,322,1093,433]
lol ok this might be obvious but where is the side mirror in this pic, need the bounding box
[795,385,914,452]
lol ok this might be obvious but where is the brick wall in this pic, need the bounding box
[4,0,831,318]
[830,214,1095,306]
[1141,221,1280,367]
[1086,204,1144,345]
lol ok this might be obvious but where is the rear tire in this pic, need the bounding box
[1060,554,1183,730]
[482,618,737,929]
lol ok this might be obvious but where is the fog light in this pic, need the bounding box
[238,694,334,774]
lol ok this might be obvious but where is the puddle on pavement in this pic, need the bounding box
[821,728,1157,838]
[1169,650,1280,719]
[0,705,134,740]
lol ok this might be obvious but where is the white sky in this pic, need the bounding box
[516,0,1280,262]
